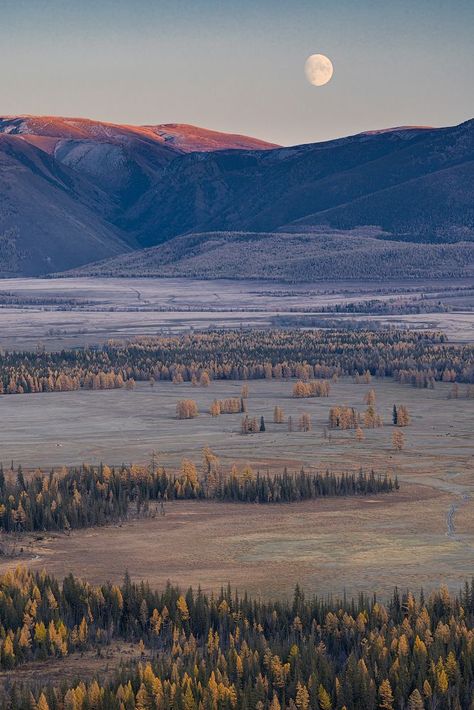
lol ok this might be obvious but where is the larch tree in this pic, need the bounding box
[250,417,259,433]
[37,694,50,710]
[200,371,211,387]
[273,406,284,424]
[298,413,312,432]
[392,429,405,451]
[407,688,424,710]
[210,400,221,417]
[317,685,332,710]
[378,679,395,710]
[396,405,410,427]
[364,389,376,406]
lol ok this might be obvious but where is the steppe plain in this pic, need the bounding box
[0,276,473,600]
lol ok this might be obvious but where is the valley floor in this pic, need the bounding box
[0,276,474,348]
[0,376,473,599]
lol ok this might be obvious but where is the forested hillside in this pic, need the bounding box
[2,567,474,709]
[72,229,474,280]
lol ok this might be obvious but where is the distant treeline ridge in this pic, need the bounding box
[0,329,473,395]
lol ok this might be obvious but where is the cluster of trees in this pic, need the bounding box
[172,371,211,386]
[211,469,397,503]
[240,415,265,434]
[5,568,474,708]
[329,402,410,431]
[392,405,410,427]
[448,383,474,399]
[353,371,373,384]
[210,398,244,416]
[240,413,313,434]
[176,400,199,419]
[1,329,473,396]
[293,380,331,398]
[0,463,168,533]
[328,407,383,431]
[0,461,396,533]
[318,296,452,316]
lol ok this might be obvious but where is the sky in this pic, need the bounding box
[1,0,473,145]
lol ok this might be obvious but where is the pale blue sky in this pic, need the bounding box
[1,0,472,144]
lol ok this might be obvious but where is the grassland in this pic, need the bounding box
[0,375,473,599]
[0,642,148,689]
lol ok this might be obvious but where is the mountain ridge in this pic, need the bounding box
[0,115,473,277]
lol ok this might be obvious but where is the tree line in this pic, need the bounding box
[1,329,473,395]
[0,461,396,533]
[3,567,474,708]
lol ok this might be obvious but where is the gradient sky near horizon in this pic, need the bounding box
[1,0,473,145]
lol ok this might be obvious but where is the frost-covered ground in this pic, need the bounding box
[0,276,473,349]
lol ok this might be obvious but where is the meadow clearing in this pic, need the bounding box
[1,375,473,599]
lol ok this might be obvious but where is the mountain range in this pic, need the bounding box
[0,114,473,278]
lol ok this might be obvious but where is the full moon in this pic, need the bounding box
[304,53,334,86]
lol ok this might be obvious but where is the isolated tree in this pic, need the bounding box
[210,400,221,417]
[273,405,284,424]
[355,426,365,442]
[298,413,312,432]
[364,389,376,406]
[288,416,293,432]
[260,416,266,432]
[449,383,459,399]
[392,429,405,451]
[241,383,249,399]
[392,405,398,426]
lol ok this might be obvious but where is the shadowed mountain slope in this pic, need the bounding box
[0,116,473,277]
[0,135,131,276]
[129,120,474,247]
[0,116,277,275]
[67,228,474,281]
